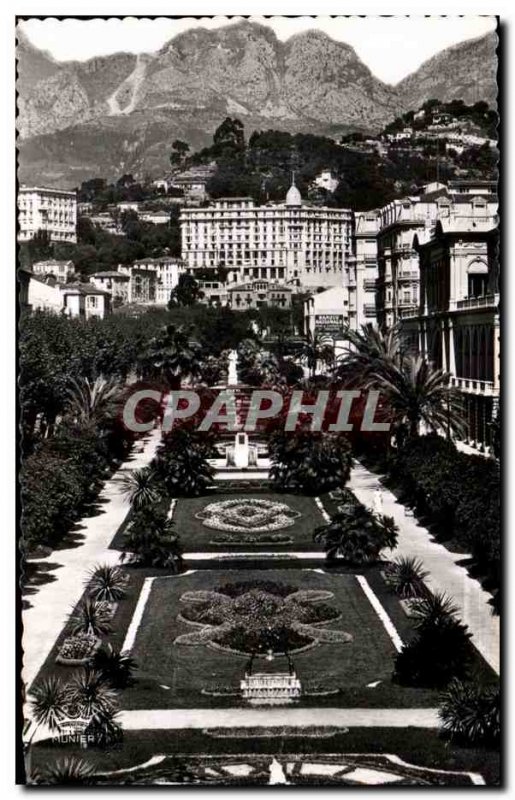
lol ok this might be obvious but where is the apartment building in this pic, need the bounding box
[348,210,381,330]
[376,182,498,328]
[18,186,77,243]
[180,179,353,289]
[130,257,185,305]
[401,211,499,450]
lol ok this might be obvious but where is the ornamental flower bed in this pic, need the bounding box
[55,632,101,665]
[196,498,301,534]
[175,580,351,655]
[210,532,294,546]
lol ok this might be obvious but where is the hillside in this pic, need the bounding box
[16,21,498,187]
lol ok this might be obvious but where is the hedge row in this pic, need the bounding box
[387,435,500,591]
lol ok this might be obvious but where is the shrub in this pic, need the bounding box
[122,508,183,571]
[86,564,127,602]
[92,644,137,689]
[314,492,399,564]
[394,593,473,688]
[439,679,500,746]
[69,598,112,638]
[386,556,429,598]
[269,431,352,495]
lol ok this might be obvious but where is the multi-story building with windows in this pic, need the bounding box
[227,279,293,310]
[180,179,353,289]
[130,257,185,305]
[376,182,498,328]
[401,210,499,450]
[348,210,380,330]
[17,186,77,243]
[90,271,130,306]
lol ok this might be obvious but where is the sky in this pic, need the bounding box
[18,15,497,85]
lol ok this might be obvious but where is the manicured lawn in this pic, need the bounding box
[124,567,442,709]
[172,493,326,552]
[31,727,501,786]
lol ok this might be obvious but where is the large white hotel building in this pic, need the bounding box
[180,179,353,289]
[17,186,77,244]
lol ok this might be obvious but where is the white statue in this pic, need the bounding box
[228,350,238,386]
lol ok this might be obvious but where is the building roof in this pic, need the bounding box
[62,283,111,296]
[33,259,74,268]
[286,175,302,207]
[91,271,130,279]
[19,185,76,196]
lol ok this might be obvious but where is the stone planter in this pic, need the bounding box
[55,636,102,666]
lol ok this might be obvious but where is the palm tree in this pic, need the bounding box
[86,564,127,603]
[69,598,112,637]
[30,757,96,785]
[387,556,429,599]
[439,679,500,745]
[335,323,402,385]
[301,331,335,377]
[65,376,122,427]
[139,323,202,388]
[92,644,138,689]
[120,466,163,512]
[368,355,466,441]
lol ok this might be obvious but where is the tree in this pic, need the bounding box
[139,324,203,388]
[335,323,403,385]
[170,139,190,167]
[369,355,466,441]
[168,274,203,307]
[301,331,335,377]
[213,117,245,154]
[155,429,215,496]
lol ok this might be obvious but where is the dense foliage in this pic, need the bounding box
[386,435,500,597]
[313,489,399,563]
[269,430,352,495]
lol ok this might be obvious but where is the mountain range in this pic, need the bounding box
[16,21,498,188]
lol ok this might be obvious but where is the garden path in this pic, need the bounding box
[348,462,500,674]
[22,429,162,691]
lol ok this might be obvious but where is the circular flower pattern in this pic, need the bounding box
[175,581,352,655]
[196,498,301,533]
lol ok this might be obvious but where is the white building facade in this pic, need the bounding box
[180,180,353,289]
[18,186,77,243]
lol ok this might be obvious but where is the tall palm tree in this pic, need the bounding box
[368,355,466,440]
[65,376,122,427]
[120,466,163,511]
[301,331,335,377]
[334,322,402,385]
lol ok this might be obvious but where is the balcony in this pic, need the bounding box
[363,279,377,290]
[364,304,376,317]
[398,305,418,319]
[455,293,499,311]
[450,376,498,396]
